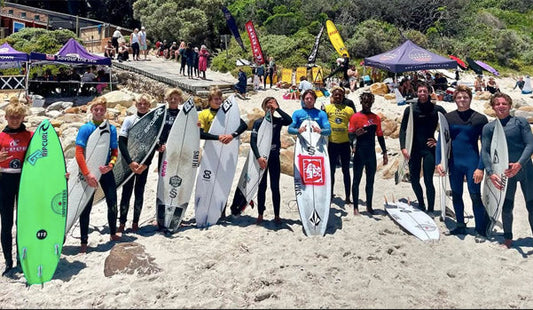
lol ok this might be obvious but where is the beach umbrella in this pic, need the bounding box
[466,57,483,75]
[448,55,466,70]
[475,60,500,76]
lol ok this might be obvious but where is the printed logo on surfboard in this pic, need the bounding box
[182,97,195,114]
[309,209,322,227]
[417,223,437,231]
[51,190,67,216]
[221,97,233,113]
[298,155,325,185]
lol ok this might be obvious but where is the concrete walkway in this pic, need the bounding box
[111,56,238,95]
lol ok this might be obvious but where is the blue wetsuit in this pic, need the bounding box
[481,116,533,240]
[399,100,446,211]
[288,107,331,136]
[436,109,488,234]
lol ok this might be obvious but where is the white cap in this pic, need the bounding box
[141,26,145,30]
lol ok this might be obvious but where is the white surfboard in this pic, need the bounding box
[395,102,414,184]
[230,111,273,215]
[194,95,241,228]
[156,97,200,233]
[65,121,110,234]
[385,198,440,241]
[294,119,331,236]
[437,112,451,221]
[482,119,508,236]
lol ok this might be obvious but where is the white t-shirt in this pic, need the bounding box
[112,30,122,39]
[120,114,141,137]
[299,80,313,92]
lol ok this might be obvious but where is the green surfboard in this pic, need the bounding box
[17,119,67,285]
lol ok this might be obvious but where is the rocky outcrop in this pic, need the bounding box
[103,242,161,277]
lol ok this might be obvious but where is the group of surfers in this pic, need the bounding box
[0,80,532,276]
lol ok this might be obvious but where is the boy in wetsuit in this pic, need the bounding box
[348,92,388,215]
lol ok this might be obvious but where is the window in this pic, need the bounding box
[34,15,40,21]
[8,10,13,15]
[21,12,26,18]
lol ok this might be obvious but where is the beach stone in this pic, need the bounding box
[102,90,135,108]
[370,83,389,96]
[280,133,295,149]
[514,109,533,123]
[382,156,400,179]
[239,143,250,157]
[62,113,86,124]
[245,108,263,128]
[29,107,46,116]
[104,242,161,277]
[474,91,491,101]
[240,130,251,144]
[46,110,63,119]
[280,148,294,176]
[484,107,496,117]
[46,101,66,111]
[50,119,63,128]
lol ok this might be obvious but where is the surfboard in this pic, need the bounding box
[326,20,350,58]
[437,112,451,221]
[230,110,273,216]
[294,119,331,236]
[113,104,166,188]
[65,121,110,234]
[482,119,508,236]
[194,95,241,228]
[395,102,414,184]
[17,119,67,285]
[384,197,439,241]
[156,98,200,233]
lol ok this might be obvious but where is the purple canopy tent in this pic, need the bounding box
[363,40,457,73]
[29,38,111,66]
[28,38,113,94]
[0,42,29,65]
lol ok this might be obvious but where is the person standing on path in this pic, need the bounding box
[130,28,140,61]
[399,82,446,213]
[265,56,276,89]
[139,26,148,60]
[112,26,123,54]
[198,45,210,80]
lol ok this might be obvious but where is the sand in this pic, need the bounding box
[1,69,533,308]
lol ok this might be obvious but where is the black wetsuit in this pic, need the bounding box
[399,100,446,211]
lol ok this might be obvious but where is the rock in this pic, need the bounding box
[29,107,46,116]
[240,131,251,144]
[514,109,533,123]
[102,90,136,108]
[370,83,389,96]
[280,148,294,176]
[46,101,68,111]
[246,108,264,129]
[62,113,87,124]
[384,93,396,101]
[382,156,400,179]
[64,107,80,114]
[46,110,63,119]
[474,91,491,101]
[280,133,295,149]
[484,107,496,118]
[239,143,250,157]
[50,119,63,128]
[104,242,161,277]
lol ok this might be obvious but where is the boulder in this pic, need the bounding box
[46,110,63,119]
[245,108,264,129]
[280,132,295,149]
[474,91,491,101]
[29,107,46,116]
[382,156,400,180]
[370,83,389,96]
[514,109,533,123]
[102,90,136,108]
[280,148,294,176]
[104,242,161,277]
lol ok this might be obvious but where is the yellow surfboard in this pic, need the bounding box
[326,20,350,58]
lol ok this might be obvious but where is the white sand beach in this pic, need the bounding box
[1,69,533,308]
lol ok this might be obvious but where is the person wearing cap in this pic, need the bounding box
[112,26,124,54]
[198,45,210,80]
[139,26,148,60]
[325,86,355,206]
